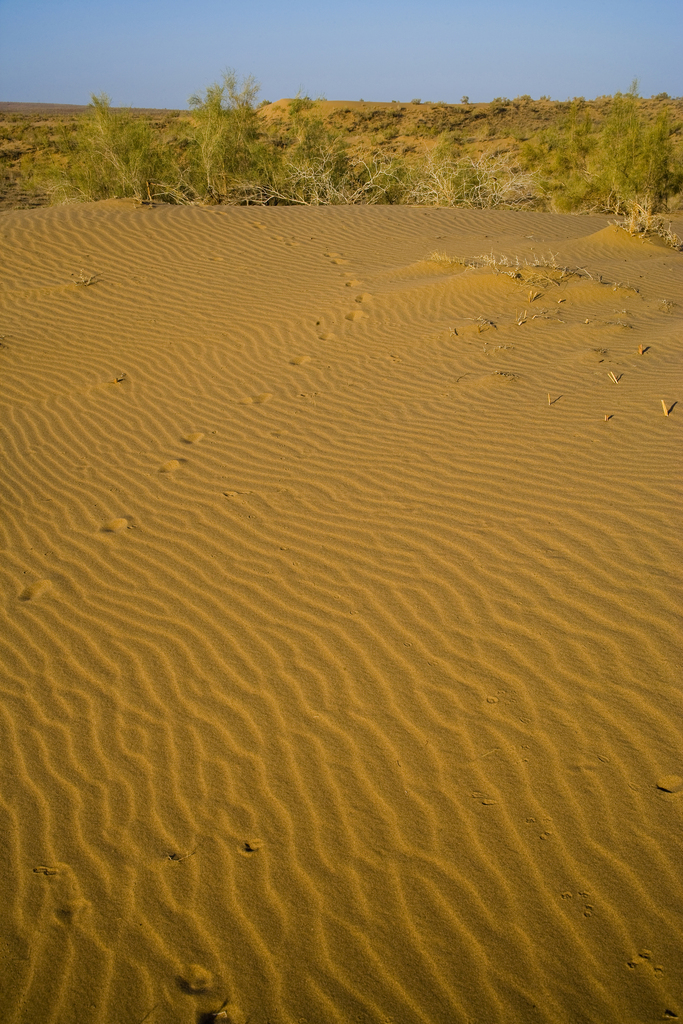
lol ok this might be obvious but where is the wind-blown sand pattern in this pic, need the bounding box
[1,202,682,1024]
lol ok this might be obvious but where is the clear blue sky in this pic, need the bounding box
[1,0,681,108]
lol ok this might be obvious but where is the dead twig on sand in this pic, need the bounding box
[76,270,97,286]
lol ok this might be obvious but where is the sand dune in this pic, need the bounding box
[1,201,682,1024]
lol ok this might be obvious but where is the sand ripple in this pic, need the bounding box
[1,203,682,1024]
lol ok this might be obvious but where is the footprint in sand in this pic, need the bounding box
[19,579,52,601]
[240,838,263,855]
[355,293,372,304]
[657,775,683,793]
[159,459,181,473]
[290,355,311,365]
[182,432,204,444]
[179,964,213,994]
[102,517,129,533]
[345,310,368,321]
[325,252,349,265]
[239,393,273,405]
[345,279,362,287]
[32,862,89,924]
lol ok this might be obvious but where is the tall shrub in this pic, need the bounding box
[58,94,165,200]
[186,70,273,200]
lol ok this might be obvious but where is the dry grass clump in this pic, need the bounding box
[428,249,583,286]
[616,202,683,249]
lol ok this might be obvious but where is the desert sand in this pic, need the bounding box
[0,200,682,1024]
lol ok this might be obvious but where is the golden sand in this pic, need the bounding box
[1,201,682,1024]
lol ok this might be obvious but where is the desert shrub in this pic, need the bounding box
[184,70,276,201]
[48,94,170,201]
[592,82,682,213]
[406,152,542,207]
[431,132,462,159]
[246,95,357,203]
[522,99,597,210]
[521,83,683,215]
[288,94,315,117]
[232,153,400,206]
[287,101,343,164]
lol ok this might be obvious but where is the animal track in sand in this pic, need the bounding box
[31,861,89,924]
[456,371,519,389]
[626,950,664,974]
[20,579,52,601]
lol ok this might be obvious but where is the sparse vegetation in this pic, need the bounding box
[521,81,683,225]
[47,93,167,202]
[1,79,681,222]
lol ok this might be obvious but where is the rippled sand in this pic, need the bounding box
[1,201,682,1024]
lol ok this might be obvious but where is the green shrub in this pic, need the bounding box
[185,70,273,201]
[522,83,683,216]
[49,94,172,201]
[593,82,682,213]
